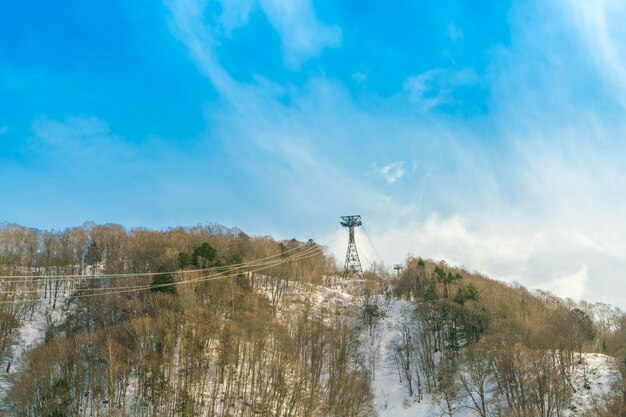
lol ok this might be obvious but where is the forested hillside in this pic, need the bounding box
[0,223,625,416]
[390,258,626,416]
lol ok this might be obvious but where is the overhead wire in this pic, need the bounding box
[0,244,326,302]
[0,244,323,295]
[0,238,332,282]
[360,224,385,265]
[0,230,350,304]
[0,246,326,305]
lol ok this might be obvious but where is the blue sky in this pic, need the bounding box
[2,0,626,308]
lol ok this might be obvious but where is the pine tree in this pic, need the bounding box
[150,265,176,294]
[192,243,217,268]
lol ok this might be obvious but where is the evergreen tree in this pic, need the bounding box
[86,240,101,266]
[455,284,480,305]
[178,252,192,269]
[192,242,217,268]
[151,265,176,294]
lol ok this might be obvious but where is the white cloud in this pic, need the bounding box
[161,0,626,309]
[376,162,405,184]
[30,116,134,160]
[166,0,340,75]
[403,67,479,111]
[349,204,626,308]
[259,0,341,67]
[447,23,463,42]
[542,265,588,302]
[199,65,626,308]
[164,0,240,98]
[352,71,367,83]
[216,0,257,34]
[560,0,626,107]
[33,116,106,145]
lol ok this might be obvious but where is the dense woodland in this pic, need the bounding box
[392,258,626,416]
[0,222,625,416]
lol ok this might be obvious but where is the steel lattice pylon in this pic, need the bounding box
[340,215,363,278]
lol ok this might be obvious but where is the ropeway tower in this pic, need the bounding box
[341,215,363,278]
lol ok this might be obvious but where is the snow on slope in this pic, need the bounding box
[368,298,463,417]
[564,353,620,416]
[284,280,621,417]
[1,276,620,415]
[369,298,620,417]
[0,297,66,405]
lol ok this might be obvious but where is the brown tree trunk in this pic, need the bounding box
[622,357,626,417]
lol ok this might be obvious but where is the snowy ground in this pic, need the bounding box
[369,298,620,417]
[1,276,621,415]
[283,280,622,417]
[266,280,449,416]
[368,298,461,417]
[0,297,66,406]
[564,353,620,416]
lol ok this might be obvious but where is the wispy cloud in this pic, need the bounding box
[447,23,463,42]
[215,0,257,34]
[258,0,341,68]
[560,0,626,108]
[352,71,367,84]
[403,68,479,111]
[164,0,241,98]
[30,116,133,159]
[12,0,622,307]
[382,37,624,308]
[543,265,588,301]
[329,1,626,308]
[376,162,405,184]
[168,0,341,73]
